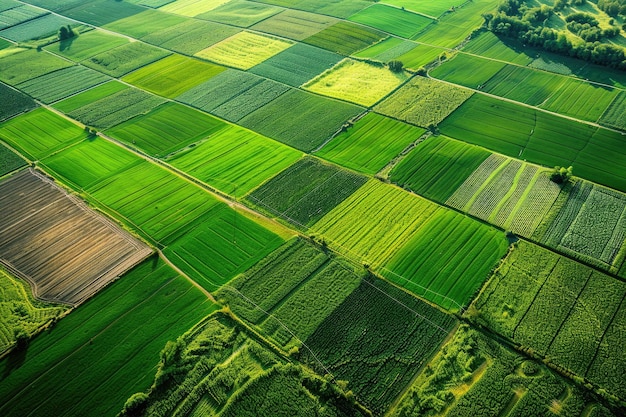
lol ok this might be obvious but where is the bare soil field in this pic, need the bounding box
[0,169,152,306]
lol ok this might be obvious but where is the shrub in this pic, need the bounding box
[388,60,404,72]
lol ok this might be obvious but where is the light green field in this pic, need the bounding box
[142,19,240,55]
[381,0,462,17]
[122,54,225,98]
[43,30,129,61]
[302,20,386,55]
[462,31,534,65]
[195,31,293,70]
[53,81,128,113]
[348,4,433,38]
[430,53,506,87]
[0,48,73,85]
[103,9,187,38]
[159,0,229,16]
[0,108,87,160]
[167,124,302,197]
[199,0,282,27]
[304,59,408,106]
[250,8,338,41]
[82,41,171,77]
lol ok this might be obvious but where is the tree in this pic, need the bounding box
[58,25,76,41]
[550,165,573,184]
[388,60,404,72]
[13,328,29,351]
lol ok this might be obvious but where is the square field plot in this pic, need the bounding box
[348,4,434,38]
[304,59,408,107]
[303,21,386,55]
[195,31,293,70]
[250,9,338,40]
[0,169,151,305]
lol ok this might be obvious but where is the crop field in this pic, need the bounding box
[0,48,73,86]
[304,59,408,107]
[102,9,187,39]
[159,0,230,17]
[0,257,216,417]
[600,91,626,130]
[375,76,473,127]
[250,9,338,40]
[462,31,534,65]
[390,135,491,202]
[353,37,412,59]
[316,112,425,175]
[381,0,461,16]
[194,31,293,70]
[239,88,364,152]
[167,125,302,197]
[198,0,282,27]
[383,209,508,310]
[216,238,363,348]
[0,141,25,176]
[250,42,343,87]
[122,54,225,98]
[0,4,46,30]
[542,182,626,270]
[83,41,171,77]
[302,21,386,55]
[0,267,66,353]
[43,29,129,61]
[106,102,226,156]
[61,0,144,26]
[0,13,75,42]
[446,156,562,237]
[0,108,87,160]
[301,275,456,414]
[53,81,127,113]
[430,53,506,88]
[0,170,151,305]
[142,19,239,55]
[473,241,626,400]
[15,66,109,104]
[247,157,368,228]
[348,4,433,38]
[439,94,626,193]
[0,82,36,121]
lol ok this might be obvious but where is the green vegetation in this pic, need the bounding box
[194,31,293,70]
[250,42,342,87]
[302,21,386,55]
[0,48,73,85]
[0,82,36,121]
[53,81,126,113]
[62,0,144,26]
[304,58,408,106]
[239,88,363,152]
[122,54,225,98]
[375,76,473,127]
[462,31,534,65]
[15,66,109,104]
[0,257,216,417]
[389,135,491,202]
[348,4,433,38]
[0,13,75,42]
[317,112,425,175]
[106,102,226,156]
[142,19,239,55]
[0,141,26,176]
[600,91,626,130]
[167,124,302,197]
[159,0,230,17]
[248,157,368,228]
[301,275,456,414]
[83,41,171,77]
[102,9,187,39]
[381,0,462,17]
[250,8,338,40]
[430,53,506,87]
[0,108,87,160]
[199,0,282,27]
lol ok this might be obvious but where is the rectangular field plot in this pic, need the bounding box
[247,157,368,228]
[142,19,239,55]
[239,88,364,152]
[439,94,626,193]
[0,141,25,176]
[473,240,626,400]
[375,76,473,127]
[43,29,129,62]
[380,0,460,17]
[177,69,290,121]
[462,31,534,65]
[0,48,73,85]
[0,257,216,417]
[198,0,282,27]
[159,0,230,16]
[0,4,47,30]
[194,31,293,70]
[105,102,227,156]
[61,0,144,26]
[250,9,338,40]
[316,112,425,175]
[216,238,363,349]
[300,275,456,414]
[304,59,408,107]
[0,170,151,305]
[348,4,433,38]
[0,13,75,42]
[83,41,171,77]
[0,108,87,160]
[600,91,626,131]
[302,21,386,55]
[430,53,506,88]
[122,54,225,98]
[389,135,491,202]
[167,124,302,197]
[250,42,343,87]
[15,66,109,104]
[0,82,36,122]
[354,37,444,70]
[102,9,187,39]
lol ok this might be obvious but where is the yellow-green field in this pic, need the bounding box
[159,0,230,16]
[304,59,408,106]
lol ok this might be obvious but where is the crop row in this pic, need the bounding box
[446,153,507,210]
[302,21,385,55]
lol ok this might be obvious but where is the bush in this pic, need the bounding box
[388,60,404,72]
[122,392,149,416]
[549,166,573,184]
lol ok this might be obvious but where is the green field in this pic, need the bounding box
[389,135,491,202]
[304,59,408,106]
[0,141,26,176]
[250,42,342,87]
[250,8,338,40]
[0,82,36,121]
[430,53,506,88]
[375,76,473,127]
[0,48,73,85]
[239,88,364,152]
[302,21,386,55]
[15,66,109,104]
[317,112,425,174]
[0,257,216,417]
[195,31,293,70]
[83,41,171,77]
[348,4,433,38]
[462,31,534,65]
[53,81,127,113]
[600,91,626,130]
[247,157,368,228]
[43,30,129,61]
[142,19,239,55]
[380,0,462,17]
[0,108,87,160]
[159,0,230,16]
[102,9,187,39]
[122,54,225,98]
[167,124,302,197]
[0,13,75,42]
[62,0,144,26]
[353,37,444,70]
[0,5,47,30]
[106,102,226,156]
[198,0,282,27]
[439,94,626,193]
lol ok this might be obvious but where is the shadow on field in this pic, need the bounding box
[1,346,27,379]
